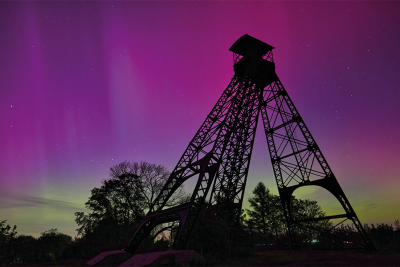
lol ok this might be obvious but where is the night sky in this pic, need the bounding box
[1,1,399,238]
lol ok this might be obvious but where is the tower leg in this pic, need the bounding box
[125,155,218,253]
[124,34,376,255]
[260,80,376,252]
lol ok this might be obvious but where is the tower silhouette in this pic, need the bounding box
[125,34,376,253]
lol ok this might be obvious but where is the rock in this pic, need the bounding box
[120,250,203,267]
[87,249,204,267]
[87,250,127,265]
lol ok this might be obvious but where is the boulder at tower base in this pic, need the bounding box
[119,249,204,267]
[87,249,204,267]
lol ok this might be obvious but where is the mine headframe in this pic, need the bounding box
[124,34,376,254]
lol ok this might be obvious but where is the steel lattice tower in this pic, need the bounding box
[125,34,376,253]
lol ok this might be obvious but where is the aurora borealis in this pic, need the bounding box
[1,1,399,238]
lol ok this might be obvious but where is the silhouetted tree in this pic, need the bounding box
[187,206,230,262]
[0,220,18,264]
[11,234,38,264]
[75,161,190,251]
[245,182,332,247]
[36,228,72,262]
[361,222,400,253]
[291,198,333,246]
[0,220,17,242]
[0,224,74,265]
[395,219,400,232]
[245,183,284,245]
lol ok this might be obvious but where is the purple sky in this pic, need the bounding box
[1,1,399,238]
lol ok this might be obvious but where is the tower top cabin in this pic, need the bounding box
[229,34,277,87]
[229,34,274,57]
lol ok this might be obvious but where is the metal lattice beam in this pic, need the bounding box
[124,34,376,254]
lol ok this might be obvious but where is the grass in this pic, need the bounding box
[7,248,400,266]
[253,250,308,266]
[247,248,400,266]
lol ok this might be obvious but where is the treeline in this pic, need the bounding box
[244,219,400,253]
[2,161,400,265]
[0,225,73,265]
[241,182,400,254]
[186,182,400,262]
[0,161,188,265]
[2,217,400,265]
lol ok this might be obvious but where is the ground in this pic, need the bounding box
[248,249,400,266]
[6,249,400,266]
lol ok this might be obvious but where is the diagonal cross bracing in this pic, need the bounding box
[124,34,376,254]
